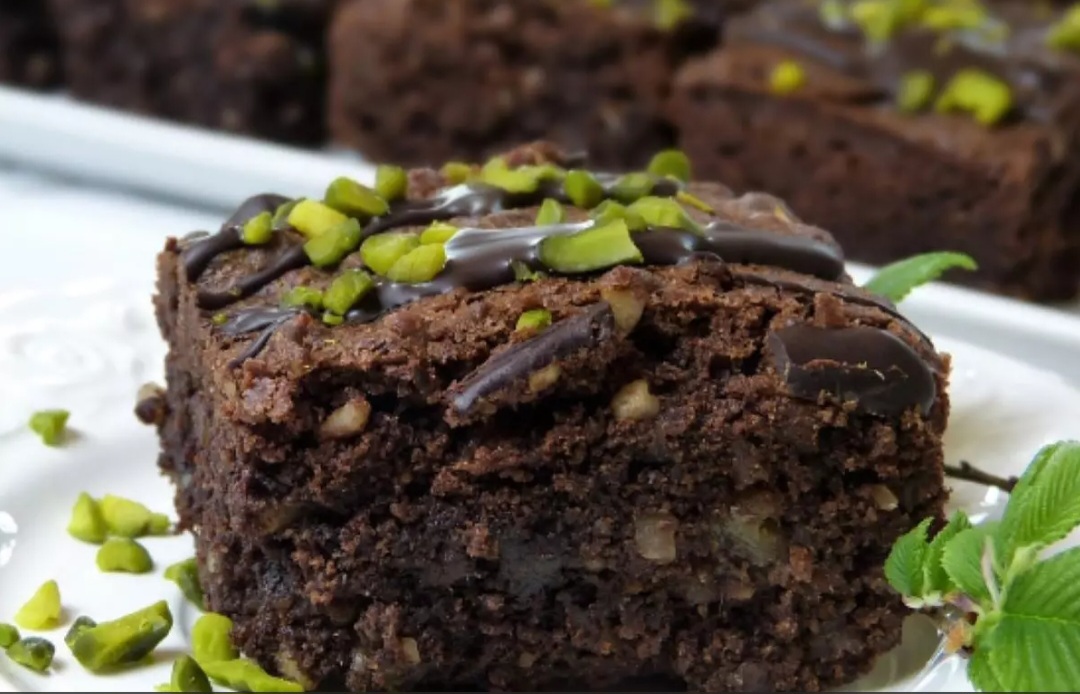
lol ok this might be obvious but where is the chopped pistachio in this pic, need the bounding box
[647,149,692,183]
[7,637,54,673]
[96,537,154,574]
[191,613,238,665]
[1048,6,1080,52]
[654,0,693,31]
[360,232,421,275]
[324,176,389,218]
[676,190,715,214]
[240,211,273,245]
[64,616,97,650]
[270,199,299,232]
[211,312,229,326]
[280,286,324,311]
[164,655,212,693]
[564,170,605,209]
[148,512,172,535]
[164,558,205,609]
[67,492,108,544]
[29,409,69,446]
[818,0,849,28]
[322,312,345,326]
[897,70,935,113]
[511,261,546,283]
[324,269,375,315]
[441,161,476,184]
[374,164,408,203]
[386,244,447,284]
[850,0,923,44]
[201,658,305,693]
[70,601,173,672]
[539,220,643,274]
[920,4,990,33]
[769,60,806,95]
[286,199,349,238]
[0,623,20,648]
[591,200,647,231]
[419,221,458,245]
[609,172,656,204]
[535,198,566,226]
[935,68,1012,125]
[14,580,61,630]
[479,157,562,194]
[627,196,701,232]
[516,309,553,332]
[303,218,363,268]
[100,494,169,538]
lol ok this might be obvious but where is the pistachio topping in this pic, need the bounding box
[511,261,547,283]
[96,537,154,574]
[536,198,566,226]
[360,231,420,275]
[627,196,701,232]
[654,0,693,30]
[420,221,458,245]
[270,199,298,232]
[324,176,389,218]
[538,219,644,274]
[286,199,349,238]
[64,616,96,650]
[676,190,715,214]
[897,70,935,112]
[241,211,274,245]
[28,409,69,447]
[591,199,647,231]
[323,312,345,326]
[769,60,807,95]
[211,312,229,326]
[14,580,61,630]
[1047,5,1080,52]
[191,613,238,665]
[386,243,448,284]
[564,169,606,208]
[374,164,408,202]
[479,157,562,194]
[440,161,476,185]
[280,286,324,311]
[0,623,20,649]
[201,659,305,693]
[935,68,1012,125]
[160,655,212,693]
[70,601,174,672]
[303,218,363,267]
[67,492,108,544]
[100,494,170,538]
[7,637,54,673]
[324,269,375,315]
[164,557,205,609]
[516,309,553,332]
[647,149,692,183]
[609,172,657,204]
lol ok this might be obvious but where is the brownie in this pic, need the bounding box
[327,0,725,170]
[147,142,949,692]
[48,0,332,145]
[0,0,61,89]
[670,0,1080,301]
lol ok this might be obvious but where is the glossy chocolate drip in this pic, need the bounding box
[183,193,290,282]
[766,325,936,416]
[197,246,309,311]
[220,307,301,367]
[450,302,616,414]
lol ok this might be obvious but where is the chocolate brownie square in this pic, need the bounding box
[0,0,61,89]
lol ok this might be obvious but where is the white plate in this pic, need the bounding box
[0,279,1077,692]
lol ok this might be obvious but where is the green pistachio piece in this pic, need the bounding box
[100,495,170,538]
[850,0,924,43]
[324,176,389,218]
[769,60,806,95]
[164,558,205,609]
[934,68,1012,125]
[191,613,238,665]
[647,149,692,183]
[516,309,553,332]
[1048,6,1080,52]
[323,312,345,326]
[511,261,546,283]
[70,601,173,672]
[165,655,212,693]
[67,492,108,544]
[64,616,97,650]
[897,70,935,113]
[818,0,849,28]
[96,537,153,574]
[148,512,172,535]
[374,165,408,203]
[29,409,68,446]
[386,244,447,284]
[201,658,305,693]
[211,312,229,326]
[271,200,299,232]
[479,157,561,194]
[303,218,363,268]
[324,269,375,315]
[609,172,657,204]
[564,170,605,209]
[241,211,273,245]
[14,580,61,630]
[538,220,643,274]
[591,200,647,231]
[441,161,477,185]
[920,5,989,32]
[360,232,421,275]
[627,196,701,232]
[7,637,55,672]
[419,222,458,245]
[286,199,349,238]
[0,623,20,648]
[654,0,693,31]
[535,198,566,226]
[676,190,715,214]
[280,286,324,311]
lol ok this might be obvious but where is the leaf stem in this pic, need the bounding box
[981,538,1002,611]
[945,461,1018,494]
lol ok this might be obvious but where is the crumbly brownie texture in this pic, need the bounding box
[0,0,61,89]
[149,143,949,691]
[327,0,724,170]
[670,0,1080,301]
[48,0,331,145]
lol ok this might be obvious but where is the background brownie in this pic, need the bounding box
[327,0,724,169]
[670,0,1080,301]
[49,0,332,145]
[0,0,61,89]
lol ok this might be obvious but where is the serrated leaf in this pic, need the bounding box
[987,548,1080,691]
[863,251,978,303]
[942,525,995,604]
[998,441,1080,565]
[885,518,933,598]
[968,647,1006,693]
[925,510,973,595]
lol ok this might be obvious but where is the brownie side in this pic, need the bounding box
[0,0,61,89]
[327,0,722,169]
[48,0,329,145]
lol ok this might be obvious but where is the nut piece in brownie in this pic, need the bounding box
[48,0,332,145]
[670,0,1080,301]
[150,142,949,692]
[327,0,724,170]
[0,0,61,89]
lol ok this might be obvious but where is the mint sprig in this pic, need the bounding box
[884,440,1080,691]
[864,251,978,303]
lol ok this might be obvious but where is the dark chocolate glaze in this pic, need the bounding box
[450,302,616,414]
[182,193,289,282]
[197,246,308,311]
[220,307,302,367]
[766,325,936,416]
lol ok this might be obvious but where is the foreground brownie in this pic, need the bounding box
[48,0,331,145]
[148,142,949,691]
[671,0,1080,301]
[327,0,725,169]
[0,0,61,89]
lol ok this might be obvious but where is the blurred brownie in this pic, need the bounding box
[327,0,724,169]
[0,0,61,89]
[150,142,949,691]
[670,0,1080,300]
[49,0,332,145]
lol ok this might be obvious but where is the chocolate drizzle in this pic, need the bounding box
[220,307,301,367]
[182,193,289,282]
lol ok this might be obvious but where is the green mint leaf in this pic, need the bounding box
[885,517,933,598]
[863,251,978,303]
[942,524,996,604]
[986,547,1080,691]
[925,510,972,596]
[968,648,1007,693]
[998,441,1080,565]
